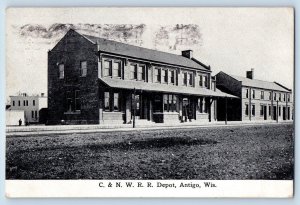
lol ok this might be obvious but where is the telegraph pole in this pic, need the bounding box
[276,100,279,123]
[225,96,228,125]
[133,88,136,128]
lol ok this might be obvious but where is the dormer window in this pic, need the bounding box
[170,70,175,84]
[183,72,187,86]
[113,61,121,78]
[155,68,161,83]
[188,73,193,86]
[59,64,64,79]
[130,64,137,80]
[138,65,146,81]
[103,60,112,77]
[162,69,168,83]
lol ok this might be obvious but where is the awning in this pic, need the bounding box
[99,77,238,98]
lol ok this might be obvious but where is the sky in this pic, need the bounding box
[6,7,294,102]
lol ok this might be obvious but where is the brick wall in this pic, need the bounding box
[47,30,100,125]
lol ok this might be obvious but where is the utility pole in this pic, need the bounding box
[276,100,279,123]
[225,96,228,125]
[133,88,136,128]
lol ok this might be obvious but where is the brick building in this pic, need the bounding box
[215,69,293,121]
[47,29,235,125]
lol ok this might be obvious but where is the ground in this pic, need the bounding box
[6,123,294,180]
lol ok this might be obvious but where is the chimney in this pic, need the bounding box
[246,68,254,79]
[181,50,193,59]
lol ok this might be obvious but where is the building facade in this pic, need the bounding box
[215,69,293,121]
[47,29,234,125]
[9,93,48,124]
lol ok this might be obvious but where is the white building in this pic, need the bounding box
[9,93,48,124]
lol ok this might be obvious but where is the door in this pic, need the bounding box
[287,107,290,120]
[182,98,189,122]
[273,106,277,120]
[263,106,267,120]
[283,107,286,120]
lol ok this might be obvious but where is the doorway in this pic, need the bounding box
[273,106,277,121]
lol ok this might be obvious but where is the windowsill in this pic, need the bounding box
[64,111,81,115]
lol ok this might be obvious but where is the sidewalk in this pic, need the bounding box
[6,120,293,136]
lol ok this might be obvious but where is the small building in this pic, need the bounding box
[9,93,48,124]
[6,110,25,126]
[215,69,293,121]
[47,29,234,125]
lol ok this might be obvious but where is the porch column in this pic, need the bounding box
[202,97,205,113]
[149,98,153,121]
[125,93,132,123]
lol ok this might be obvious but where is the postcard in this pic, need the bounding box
[5,7,294,198]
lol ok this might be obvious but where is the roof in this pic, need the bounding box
[81,33,209,71]
[225,73,291,92]
[99,78,238,98]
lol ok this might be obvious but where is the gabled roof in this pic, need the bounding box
[80,32,209,71]
[225,73,291,92]
[99,77,238,98]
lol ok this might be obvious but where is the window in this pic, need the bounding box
[113,61,121,78]
[252,105,255,116]
[261,91,264,100]
[18,101,20,106]
[162,69,168,83]
[245,104,249,116]
[138,65,145,81]
[66,91,72,112]
[189,73,193,86]
[59,64,64,79]
[163,95,168,111]
[279,93,281,101]
[35,111,38,119]
[23,100,25,106]
[75,90,81,111]
[33,100,35,106]
[104,92,110,111]
[260,105,264,116]
[199,75,203,87]
[113,93,120,111]
[80,61,87,77]
[130,64,137,80]
[279,106,281,116]
[163,94,178,112]
[252,90,255,99]
[103,60,112,77]
[246,89,249,98]
[274,92,277,101]
[12,101,15,106]
[269,92,272,100]
[32,111,34,118]
[183,72,187,86]
[269,105,271,116]
[283,94,286,102]
[26,100,28,106]
[155,68,161,83]
[170,70,175,84]
[204,76,208,88]
[287,94,290,102]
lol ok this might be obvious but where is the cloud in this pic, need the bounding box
[153,24,202,50]
[17,23,202,51]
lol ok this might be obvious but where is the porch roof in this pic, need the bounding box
[99,78,238,98]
